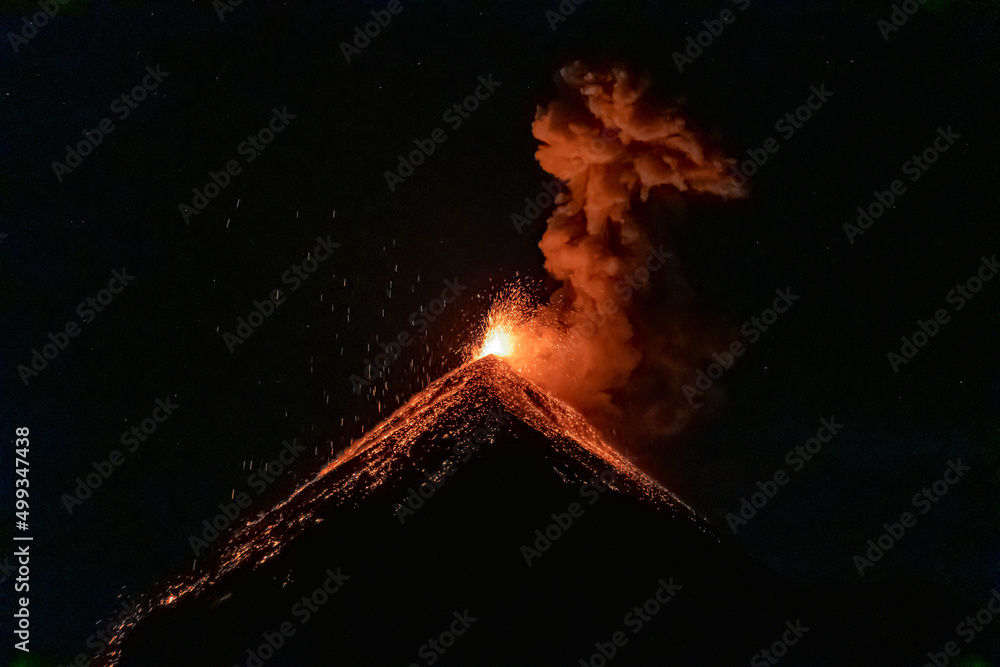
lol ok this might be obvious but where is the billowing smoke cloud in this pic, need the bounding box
[511,62,745,442]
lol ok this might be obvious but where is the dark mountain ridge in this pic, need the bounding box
[94,356,984,666]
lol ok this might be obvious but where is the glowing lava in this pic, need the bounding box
[472,287,533,363]
[476,306,523,360]
[478,324,515,359]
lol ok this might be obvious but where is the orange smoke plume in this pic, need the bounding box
[488,63,745,441]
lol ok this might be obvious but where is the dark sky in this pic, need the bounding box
[1,0,998,663]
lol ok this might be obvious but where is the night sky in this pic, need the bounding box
[2,0,998,664]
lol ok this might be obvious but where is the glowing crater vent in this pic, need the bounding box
[478,318,516,359]
[473,287,533,362]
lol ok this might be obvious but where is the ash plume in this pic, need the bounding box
[513,62,745,443]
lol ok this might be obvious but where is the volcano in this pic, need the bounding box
[93,356,972,666]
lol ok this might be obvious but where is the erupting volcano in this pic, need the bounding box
[92,355,958,666]
[88,66,965,666]
[93,351,708,663]
[421,59,763,454]
[94,352,759,665]
[464,63,749,441]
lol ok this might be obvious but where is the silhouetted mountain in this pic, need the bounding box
[94,356,990,666]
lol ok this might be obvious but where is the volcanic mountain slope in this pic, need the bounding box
[95,356,979,666]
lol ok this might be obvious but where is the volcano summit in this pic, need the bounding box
[92,356,971,666]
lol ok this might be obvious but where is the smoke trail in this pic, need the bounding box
[512,62,745,441]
